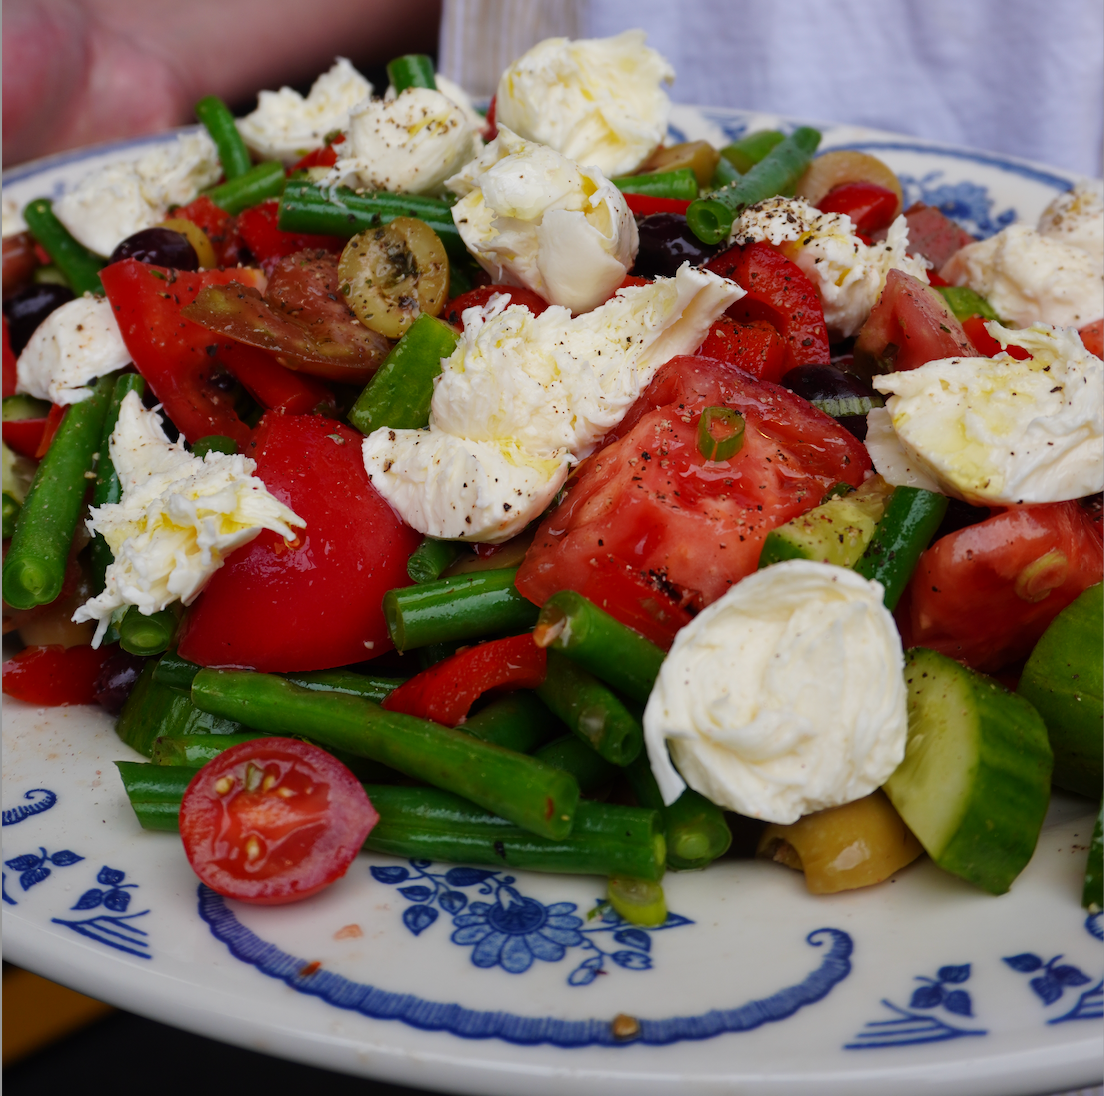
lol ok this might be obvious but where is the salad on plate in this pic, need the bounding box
[2,30,1102,933]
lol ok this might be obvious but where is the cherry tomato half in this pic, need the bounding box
[180,738,378,905]
[2,644,116,705]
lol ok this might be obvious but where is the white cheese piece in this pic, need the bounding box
[940,223,1104,329]
[446,126,637,314]
[495,31,674,178]
[237,57,373,164]
[867,322,1104,505]
[363,264,743,542]
[384,74,487,138]
[1036,179,1104,266]
[643,560,908,824]
[732,196,931,339]
[325,87,482,197]
[16,295,131,405]
[73,391,305,645]
[52,131,221,257]
[2,194,27,238]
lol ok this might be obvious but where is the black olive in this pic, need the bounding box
[632,213,720,279]
[109,227,198,271]
[93,650,148,714]
[3,282,75,354]
[781,364,884,441]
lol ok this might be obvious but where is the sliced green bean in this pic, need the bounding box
[533,735,619,796]
[347,313,460,435]
[194,96,252,181]
[625,755,732,871]
[687,126,821,244]
[459,691,563,753]
[206,161,286,216]
[190,435,238,459]
[534,590,664,705]
[115,761,196,831]
[537,650,643,767]
[22,198,105,290]
[284,668,407,702]
[118,605,179,657]
[190,669,579,839]
[611,168,698,200]
[90,372,146,592]
[151,731,266,766]
[407,537,465,583]
[383,567,539,651]
[387,54,437,92]
[607,875,668,927]
[151,649,203,692]
[708,156,741,191]
[2,374,113,609]
[720,129,785,174]
[853,486,949,611]
[3,493,20,539]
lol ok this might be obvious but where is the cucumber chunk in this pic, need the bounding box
[883,647,1053,895]
[1084,804,1102,913]
[1017,583,1102,798]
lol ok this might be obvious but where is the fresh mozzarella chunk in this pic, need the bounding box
[732,196,931,338]
[385,74,487,138]
[73,391,305,645]
[1036,179,1104,266]
[52,131,220,257]
[867,322,1104,505]
[644,561,908,824]
[325,87,482,197]
[495,31,674,178]
[446,127,637,314]
[362,265,743,542]
[16,296,131,405]
[237,58,373,164]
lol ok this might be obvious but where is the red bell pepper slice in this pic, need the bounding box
[961,315,1030,360]
[289,135,345,172]
[34,402,66,458]
[381,633,547,726]
[2,643,116,706]
[623,194,693,218]
[101,260,269,447]
[3,317,17,398]
[221,343,335,416]
[3,415,48,458]
[817,182,900,236]
[696,315,787,383]
[234,200,344,273]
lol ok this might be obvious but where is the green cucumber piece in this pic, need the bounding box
[883,647,1053,895]
[2,395,51,422]
[758,476,893,568]
[1017,583,1103,798]
[1084,804,1102,912]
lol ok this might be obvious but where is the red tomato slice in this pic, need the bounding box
[1079,319,1103,359]
[34,402,66,459]
[235,200,344,273]
[903,203,976,269]
[443,284,549,328]
[382,634,547,726]
[817,182,899,236]
[3,317,17,398]
[221,343,335,416]
[960,315,1030,360]
[705,242,830,372]
[898,501,1104,672]
[516,355,870,647]
[101,260,268,447]
[483,96,497,141]
[176,413,422,672]
[3,415,48,458]
[180,737,378,905]
[2,644,116,705]
[696,315,787,383]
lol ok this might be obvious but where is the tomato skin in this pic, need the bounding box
[101,260,269,446]
[2,317,17,397]
[516,355,870,646]
[382,634,547,726]
[1079,319,1103,359]
[623,194,693,217]
[2,644,116,705]
[817,182,899,236]
[444,284,549,328]
[705,242,830,372]
[960,315,1030,360]
[899,501,1104,672]
[3,415,49,458]
[234,200,343,274]
[904,203,976,269]
[696,315,787,383]
[177,414,422,672]
[180,738,378,905]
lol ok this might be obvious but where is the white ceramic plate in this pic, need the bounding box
[3,107,1101,1096]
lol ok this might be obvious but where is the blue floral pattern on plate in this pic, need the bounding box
[2,788,58,826]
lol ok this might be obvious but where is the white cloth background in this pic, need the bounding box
[439,0,1104,177]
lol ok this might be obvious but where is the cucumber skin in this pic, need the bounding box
[1017,583,1103,798]
[888,648,1053,896]
[1084,804,1102,913]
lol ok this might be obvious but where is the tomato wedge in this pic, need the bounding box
[2,644,116,705]
[696,315,787,383]
[180,738,378,905]
[235,200,343,273]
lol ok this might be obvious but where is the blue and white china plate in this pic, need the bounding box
[3,108,1101,1096]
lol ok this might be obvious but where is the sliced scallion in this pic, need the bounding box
[697,406,745,462]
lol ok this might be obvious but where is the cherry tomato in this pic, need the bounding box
[3,414,49,458]
[443,284,548,328]
[817,182,900,236]
[2,644,117,705]
[898,501,1104,672]
[180,738,378,905]
[176,413,422,671]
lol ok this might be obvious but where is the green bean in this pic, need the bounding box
[190,435,238,458]
[387,54,437,92]
[625,755,732,871]
[2,493,20,539]
[206,161,286,216]
[347,313,460,435]
[533,735,619,796]
[278,183,466,260]
[114,764,666,879]
[118,605,179,657]
[935,286,1002,323]
[535,590,665,704]
[459,691,563,753]
[284,668,406,702]
[720,129,785,174]
[151,731,266,766]
[417,639,464,670]
[90,372,146,592]
[537,650,643,766]
[407,537,464,583]
[194,96,253,181]
[687,126,821,244]
[190,669,580,839]
[22,198,105,291]
[2,374,113,609]
[611,168,698,200]
[151,649,203,692]
[708,156,741,191]
[853,486,949,611]
[383,567,539,651]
